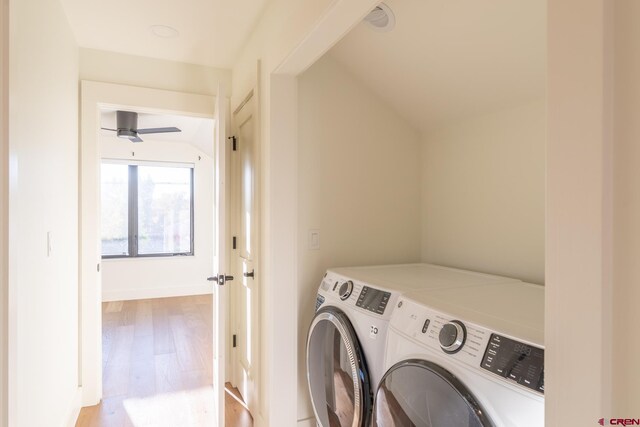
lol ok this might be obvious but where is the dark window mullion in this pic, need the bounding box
[128,165,139,257]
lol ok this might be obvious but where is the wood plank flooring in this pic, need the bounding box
[76,295,253,427]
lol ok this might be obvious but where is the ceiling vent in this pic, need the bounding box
[364,3,395,32]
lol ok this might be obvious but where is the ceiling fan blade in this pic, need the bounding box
[130,136,144,143]
[101,127,117,132]
[137,127,182,135]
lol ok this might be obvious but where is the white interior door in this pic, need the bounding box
[232,92,259,413]
[210,83,229,427]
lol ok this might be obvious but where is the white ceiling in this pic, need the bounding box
[60,0,269,68]
[100,110,214,156]
[329,0,546,132]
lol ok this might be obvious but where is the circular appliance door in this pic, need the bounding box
[373,359,494,427]
[307,306,372,427]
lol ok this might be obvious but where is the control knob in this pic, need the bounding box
[439,320,466,354]
[338,281,353,300]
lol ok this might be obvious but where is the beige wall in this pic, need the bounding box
[297,55,422,423]
[99,139,214,302]
[613,0,640,415]
[8,0,80,424]
[80,48,231,96]
[421,100,546,284]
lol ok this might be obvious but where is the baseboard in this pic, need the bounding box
[297,416,316,427]
[65,387,83,427]
[102,284,213,302]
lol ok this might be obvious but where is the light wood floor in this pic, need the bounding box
[76,295,253,427]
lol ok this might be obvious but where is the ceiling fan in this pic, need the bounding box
[101,110,182,143]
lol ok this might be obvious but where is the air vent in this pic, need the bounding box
[364,3,395,32]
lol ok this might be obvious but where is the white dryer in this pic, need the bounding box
[307,270,399,427]
[373,282,545,427]
[306,264,522,427]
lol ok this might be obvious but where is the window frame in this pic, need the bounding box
[101,160,195,259]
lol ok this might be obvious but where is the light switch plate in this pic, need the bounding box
[47,231,52,257]
[308,229,320,250]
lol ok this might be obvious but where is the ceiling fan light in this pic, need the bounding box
[117,129,137,139]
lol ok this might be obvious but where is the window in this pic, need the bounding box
[101,161,194,258]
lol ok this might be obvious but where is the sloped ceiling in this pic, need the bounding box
[329,0,546,132]
[60,0,269,68]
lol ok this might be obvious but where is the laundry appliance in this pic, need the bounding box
[306,263,523,427]
[372,282,544,427]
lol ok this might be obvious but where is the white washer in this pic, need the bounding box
[306,264,522,427]
[373,282,544,427]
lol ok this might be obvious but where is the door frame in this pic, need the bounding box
[229,86,261,410]
[79,81,220,405]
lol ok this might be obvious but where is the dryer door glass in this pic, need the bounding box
[373,359,493,427]
[307,308,371,427]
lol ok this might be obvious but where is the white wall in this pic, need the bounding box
[100,137,214,302]
[296,55,422,423]
[8,0,80,425]
[421,100,546,284]
[613,0,640,415]
[80,48,231,96]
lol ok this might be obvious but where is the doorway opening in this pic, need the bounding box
[79,82,254,426]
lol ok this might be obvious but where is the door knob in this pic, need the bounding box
[243,269,255,279]
[207,274,234,285]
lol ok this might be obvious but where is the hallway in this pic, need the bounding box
[76,295,252,427]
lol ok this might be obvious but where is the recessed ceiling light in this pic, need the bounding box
[150,25,179,38]
[364,3,395,32]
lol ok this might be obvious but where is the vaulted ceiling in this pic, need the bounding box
[329,0,546,132]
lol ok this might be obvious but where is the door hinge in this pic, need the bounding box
[232,236,237,250]
[233,334,237,348]
[228,135,237,151]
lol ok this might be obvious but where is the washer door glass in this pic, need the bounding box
[373,359,494,427]
[307,307,371,427]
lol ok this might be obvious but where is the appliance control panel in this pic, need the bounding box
[391,298,488,366]
[481,334,544,394]
[319,272,395,318]
[355,286,391,315]
[391,296,544,396]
